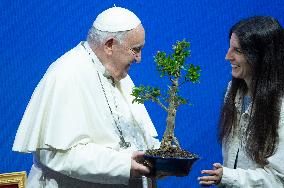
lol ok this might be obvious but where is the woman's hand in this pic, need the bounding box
[198,163,223,186]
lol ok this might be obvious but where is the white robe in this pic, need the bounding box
[13,42,159,188]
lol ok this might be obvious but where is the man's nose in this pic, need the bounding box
[134,51,142,63]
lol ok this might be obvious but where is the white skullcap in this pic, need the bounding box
[93,7,141,32]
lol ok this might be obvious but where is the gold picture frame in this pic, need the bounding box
[0,171,26,188]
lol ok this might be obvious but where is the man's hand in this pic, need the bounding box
[130,151,151,178]
[198,163,223,186]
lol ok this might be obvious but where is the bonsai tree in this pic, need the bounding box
[131,39,201,158]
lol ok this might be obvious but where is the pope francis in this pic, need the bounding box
[13,7,160,188]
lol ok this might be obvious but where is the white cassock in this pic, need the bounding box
[13,41,160,188]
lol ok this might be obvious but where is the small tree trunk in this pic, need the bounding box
[160,78,180,150]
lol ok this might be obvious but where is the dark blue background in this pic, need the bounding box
[1,0,283,187]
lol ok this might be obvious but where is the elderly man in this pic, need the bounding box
[13,7,159,188]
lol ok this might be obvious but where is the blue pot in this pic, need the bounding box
[143,155,199,177]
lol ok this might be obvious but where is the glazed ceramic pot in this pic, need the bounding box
[144,154,199,177]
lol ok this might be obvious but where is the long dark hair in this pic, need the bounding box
[219,16,284,166]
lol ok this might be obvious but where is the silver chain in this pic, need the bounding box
[82,42,131,149]
[96,72,131,149]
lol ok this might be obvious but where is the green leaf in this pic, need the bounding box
[131,85,162,104]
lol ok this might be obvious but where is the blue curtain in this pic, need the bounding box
[1,0,283,187]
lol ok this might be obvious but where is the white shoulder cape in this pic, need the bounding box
[13,42,158,152]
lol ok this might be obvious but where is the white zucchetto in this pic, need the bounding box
[93,7,141,32]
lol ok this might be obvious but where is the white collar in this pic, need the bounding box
[81,41,115,85]
[81,41,106,75]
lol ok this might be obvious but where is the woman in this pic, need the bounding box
[199,16,284,187]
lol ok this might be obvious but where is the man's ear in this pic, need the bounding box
[104,38,115,55]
